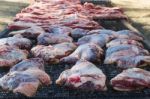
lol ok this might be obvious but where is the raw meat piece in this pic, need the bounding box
[0,45,28,67]
[0,72,40,96]
[60,14,102,29]
[56,60,107,91]
[37,33,73,45]
[10,58,45,72]
[87,29,116,36]
[105,45,149,58]
[106,38,144,48]
[9,26,45,39]
[60,43,103,64]
[31,42,77,63]
[0,69,51,97]
[104,45,150,69]
[77,33,114,47]
[83,2,127,19]
[105,53,150,69]
[0,36,32,49]
[48,25,72,36]
[111,68,150,91]
[70,28,89,39]
[0,57,51,97]
[8,21,37,30]
[115,30,143,41]
[70,29,115,40]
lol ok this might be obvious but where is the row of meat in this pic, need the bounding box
[0,0,149,97]
[5,24,150,68]
[0,26,150,96]
[8,0,126,31]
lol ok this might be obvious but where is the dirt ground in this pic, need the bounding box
[0,0,150,41]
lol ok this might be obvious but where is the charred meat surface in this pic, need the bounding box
[0,45,28,67]
[31,42,77,63]
[37,33,73,45]
[111,68,150,91]
[56,60,107,91]
[60,43,103,64]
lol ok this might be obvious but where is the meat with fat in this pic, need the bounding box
[114,30,143,41]
[0,36,32,49]
[60,43,103,64]
[37,33,73,45]
[10,58,45,72]
[56,60,107,91]
[0,45,28,67]
[104,45,150,69]
[106,38,144,48]
[9,26,45,39]
[77,33,114,47]
[0,58,51,97]
[31,42,77,63]
[111,68,150,91]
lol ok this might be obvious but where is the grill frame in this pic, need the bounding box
[0,1,150,99]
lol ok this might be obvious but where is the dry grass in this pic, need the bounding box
[0,0,29,31]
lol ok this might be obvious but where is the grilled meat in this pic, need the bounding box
[111,68,150,91]
[0,36,32,49]
[56,60,107,91]
[31,42,77,63]
[60,43,103,64]
[37,33,73,45]
[106,38,144,48]
[0,45,28,67]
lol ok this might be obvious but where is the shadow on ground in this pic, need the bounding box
[0,1,28,31]
[130,19,150,41]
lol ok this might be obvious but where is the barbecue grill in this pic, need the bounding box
[0,0,150,98]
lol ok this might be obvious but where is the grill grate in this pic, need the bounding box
[0,63,150,98]
[0,10,150,99]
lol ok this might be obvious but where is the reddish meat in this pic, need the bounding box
[56,60,107,91]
